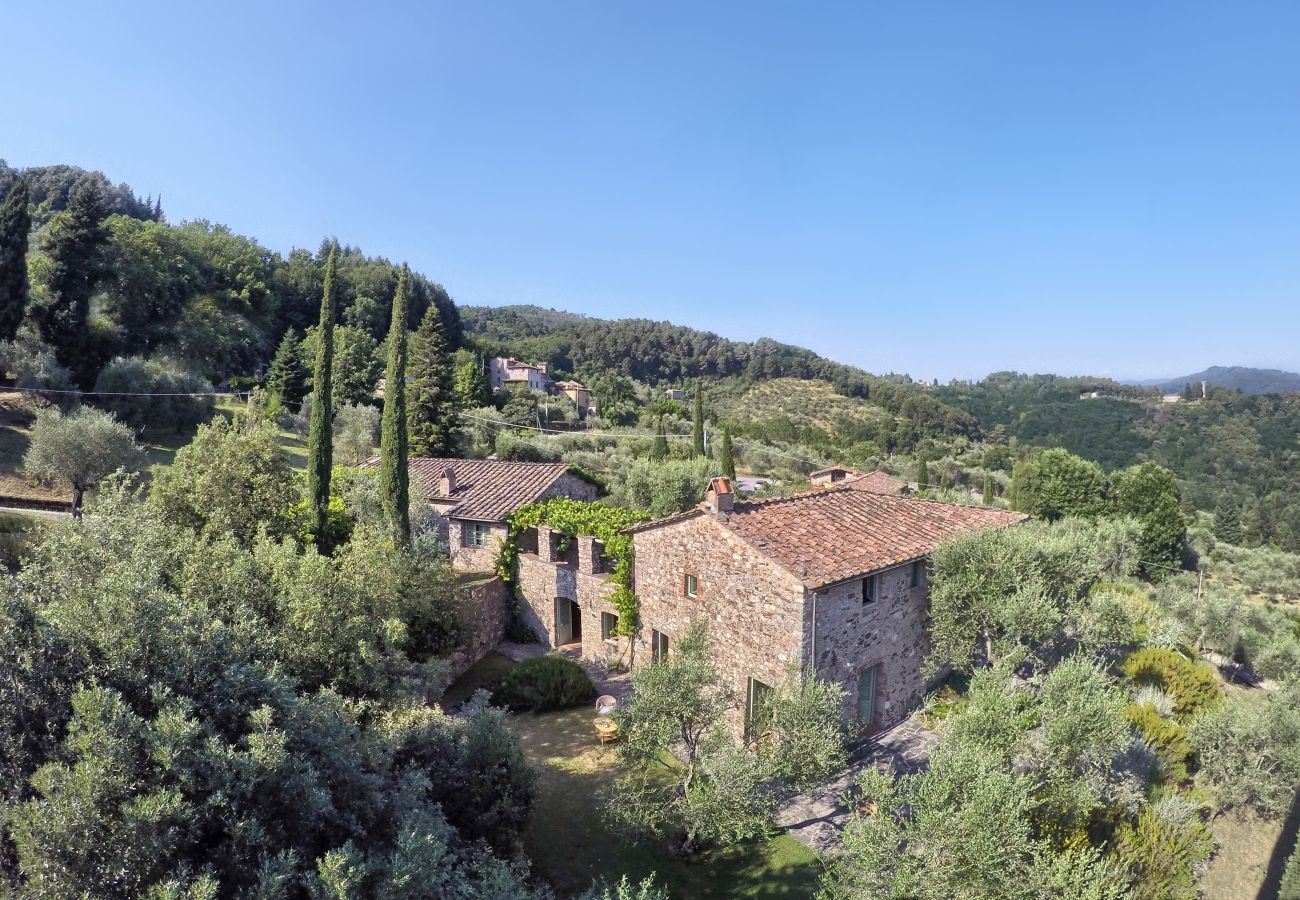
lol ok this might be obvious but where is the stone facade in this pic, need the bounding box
[630,511,807,735]
[515,528,629,665]
[809,561,933,733]
[439,471,597,573]
[448,519,509,572]
[441,574,510,683]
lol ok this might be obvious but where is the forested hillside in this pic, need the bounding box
[935,373,1300,551]
[1133,365,1300,395]
[461,304,978,445]
[0,161,461,390]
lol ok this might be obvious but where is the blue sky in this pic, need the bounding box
[5,1,1299,380]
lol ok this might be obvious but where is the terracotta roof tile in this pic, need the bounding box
[722,488,1025,588]
[361,457,573,522]
[844,470,908,495]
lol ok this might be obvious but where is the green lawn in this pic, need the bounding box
[508,705,822,900]
[439,651,518,710]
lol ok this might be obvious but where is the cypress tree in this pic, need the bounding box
[692,383,705,458]
[380,266,411,545]
[982,472,994,505]
[1213,498,1243,546]
[650,416,668,460]
[916,450,930,493]
[307,247,338,546]
[266,328,307,410]
[720,427,736,481]
[32,180,109,385]
[408,300,455,456]
[0,177,31,341]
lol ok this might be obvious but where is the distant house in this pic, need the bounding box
[488,357,551,394]
[1079,391,1100,400]
[1161,393,1181,404]
[364,457,598,570]
[665,388,685,401]
[555,380,598,417]
[809,465,907,495]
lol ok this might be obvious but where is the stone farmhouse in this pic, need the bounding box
[513,477,1024,736]
[487,357,552,394]
[809,465,907,495]
[372,457,598,570]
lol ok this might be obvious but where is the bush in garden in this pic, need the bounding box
[1119,648,1221,719]
[1112,799,1213,900]
[1124,702,1192,783]
[491,654,594,712]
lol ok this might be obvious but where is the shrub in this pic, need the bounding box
[491,654,594,712]
[1124,703,1192,783]
[1119,648,1221,719]
[92,355,214,430]
[1112,800,1213,900]
[1280,836,1300,900]
[0,512,36,572]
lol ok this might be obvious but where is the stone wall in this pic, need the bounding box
[447,519,508,572]
[630,512,807,735]
[540,472,600,505]
[514,527,627,664]
[442,574,510,683]
[809,561,931,734]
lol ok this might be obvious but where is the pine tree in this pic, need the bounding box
[408,300,455,457]
[916,450,930,493]
[266,328,307,410]
[454,358,490,409]
[32,180,109,385]
[650,416,668,460]
[720,427,736,481]
[380,267,411,545]
[1213,498,1243,545]
[692,384,705,458]
[982,472,993,505]
[307,247,338,547]
[0,177,31,341]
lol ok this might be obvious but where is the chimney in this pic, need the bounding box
[438,466,457,497]
[705,476,735,517]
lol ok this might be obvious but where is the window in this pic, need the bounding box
[462,522,491,549]
[601,612,619,640]
[651,628,669,662]
[683,573,698,599]
[910,560,923,589]
[744,677,773,744]
[862,574,877,605]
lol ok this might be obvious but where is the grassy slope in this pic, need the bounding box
[0,397,309,505]
[717,378,895,433]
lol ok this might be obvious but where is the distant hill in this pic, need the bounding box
[1127,365,1300,395]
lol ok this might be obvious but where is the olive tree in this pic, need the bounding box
[608,621,846,853]
[23,406,143,516]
